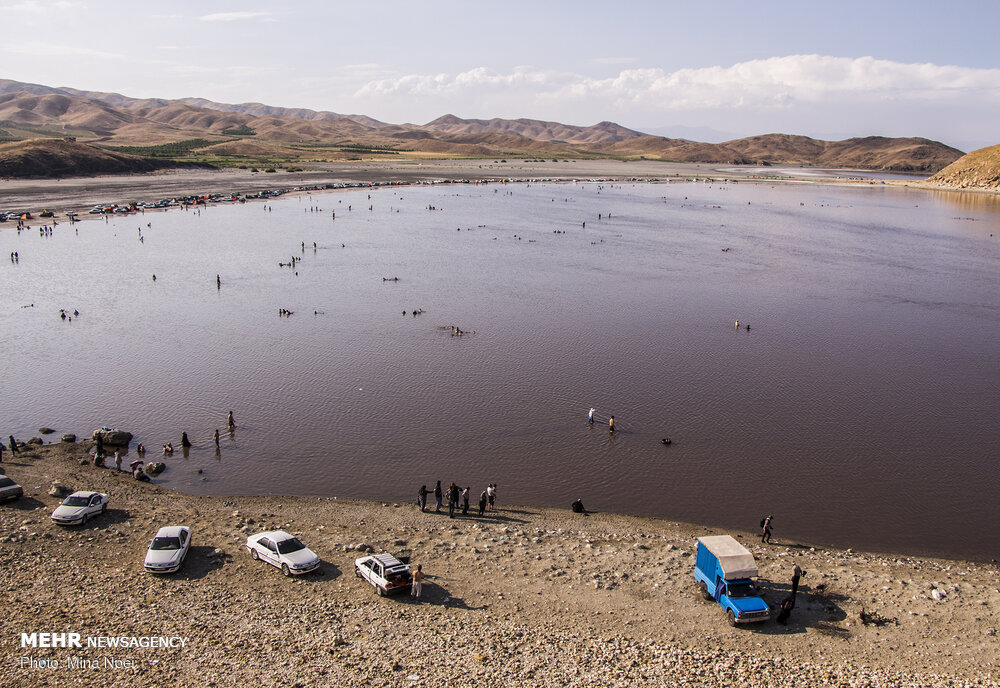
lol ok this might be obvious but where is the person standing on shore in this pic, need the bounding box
[411,564,424,601]
[461,486,470,515]
[478,490,487,517]
[792,564,804,596]
[417,485,428,512]
[434,481,442,513]
[447,482,459,518]
[486,483,495,511]
[0,441,4,463]
[761,515,774,544]
[114,451,121,472]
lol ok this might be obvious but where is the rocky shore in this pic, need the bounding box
[2,440,998,687]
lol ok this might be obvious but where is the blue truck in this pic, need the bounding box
[694,535,771,626]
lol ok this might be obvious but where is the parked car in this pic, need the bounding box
[50,491,108,525]
[694,535,771,626]
[355,553,412,596]
[144,526,191,573]
[0,475,24,502]
[245,531,320,576]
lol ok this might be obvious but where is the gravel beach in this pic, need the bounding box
[2,440,997,687]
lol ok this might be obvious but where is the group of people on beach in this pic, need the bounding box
[418,481,497,518]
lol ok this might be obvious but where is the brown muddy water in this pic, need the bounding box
[2,180,999,560]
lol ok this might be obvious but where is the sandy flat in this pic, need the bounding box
[1,441,997,687]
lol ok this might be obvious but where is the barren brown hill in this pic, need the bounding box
[0,78,966,173]
[927,144,1000,189]
[724,134,962,172]
[0,138,209,177]
[419,114,643,144]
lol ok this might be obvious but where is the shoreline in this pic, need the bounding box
[4,159,991,223]
[2,440,998,686]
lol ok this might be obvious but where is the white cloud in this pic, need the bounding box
[349,55,1000,145]
[199,10,274,22]
[357,56,1000,111]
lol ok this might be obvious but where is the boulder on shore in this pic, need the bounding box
[27,437,43,445]
[49,482,71,498]
[61,434,77,443]
[38,427,56,435]
[145,462,166,476]
[92,429,133,446]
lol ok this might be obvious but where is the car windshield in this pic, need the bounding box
[727,582,758,598]
[0,477,14,487]
[63,496,90,506]
[150,537,181,550]
[276,538,306,554]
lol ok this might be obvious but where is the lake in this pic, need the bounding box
[2,178,999,560]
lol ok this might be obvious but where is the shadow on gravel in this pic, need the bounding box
[5,496,47,511]
[56,508,132,529]
[401,581,487,610]
[417,510,529,525]
[750,584,850,636]
[170,546,229,581]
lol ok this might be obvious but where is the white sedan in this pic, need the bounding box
[245,531,320,576]
[144,526,191,573]
[50,491,108,525]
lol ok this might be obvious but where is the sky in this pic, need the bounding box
[1,0,998,151]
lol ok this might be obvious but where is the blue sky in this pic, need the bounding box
[2,0,997,150]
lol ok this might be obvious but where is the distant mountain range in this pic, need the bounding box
[0,78,966,175]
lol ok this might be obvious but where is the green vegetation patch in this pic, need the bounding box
[221,124,256,136]
[103,139,216,157]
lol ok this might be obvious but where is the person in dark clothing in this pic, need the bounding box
[792,564,804,596]
[478,490,487,517]
[571,499,587,514]
[0,442,4,462]
[93,434,103,457]
[417,485,428,512]
[447,482,459,518]
[181,432,192,448]
[434,481,442,513]
[761,515,773,543]
[775,594,795,625]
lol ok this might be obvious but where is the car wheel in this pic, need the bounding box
[727,609,737,627]
[82,512,89,524]
[377,586,385,597]
[699,581,711,600]
[251,549,259,561]
[101,503,107,514]
[354,567,361,578]
[281,564,291,577]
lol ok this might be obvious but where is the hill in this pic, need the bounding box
[927,144,1000,189]
[0,78,966,174]
[723,134,963,172]
[0,138,209,178]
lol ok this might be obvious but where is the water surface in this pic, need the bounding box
[2,179,999,560]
